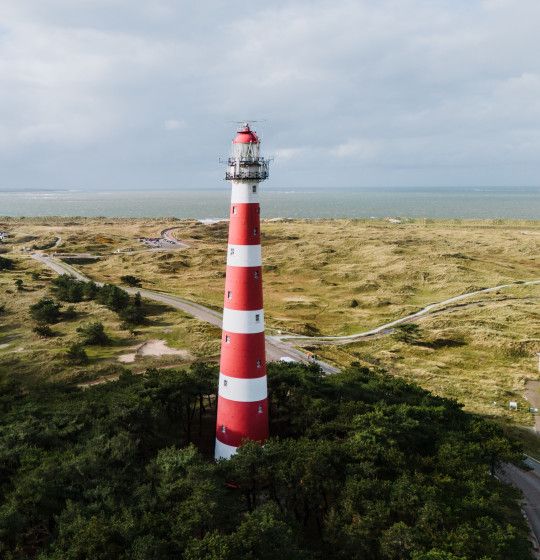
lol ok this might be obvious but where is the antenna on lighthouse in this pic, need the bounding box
[214,125,270,460]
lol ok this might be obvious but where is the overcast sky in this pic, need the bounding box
[1,0,539,190]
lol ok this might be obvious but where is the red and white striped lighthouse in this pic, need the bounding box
[215,123,270,460]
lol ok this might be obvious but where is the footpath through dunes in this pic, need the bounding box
[277,279,540,344]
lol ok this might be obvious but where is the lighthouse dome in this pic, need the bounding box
[233,124,259,144]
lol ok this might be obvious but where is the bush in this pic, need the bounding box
[97,284,130,312]
[120,304,146,326]
[66,342,88,364]
[120,275,142,287]
[0,303,6,314]
[0,256,14,270]
[51,275,85,302]
[77,322,110,345]
[14,279,23,291]
[33,325,55,338]
[30,298,62,324]
[394,322,422,343]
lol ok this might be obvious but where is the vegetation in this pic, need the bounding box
[65,342,89,364]
[120,274,142,287]
[29,298,62,324]
[0,363,530,559]
[0,255,14,270]
[0,217,537,445]
[77,321,110,345]
[33,324,55,338]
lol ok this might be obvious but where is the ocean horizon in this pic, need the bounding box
[0,186,539,220]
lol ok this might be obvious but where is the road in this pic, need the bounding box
[160,227,191,249]
[500,456,540,552]
[31,253,338,373]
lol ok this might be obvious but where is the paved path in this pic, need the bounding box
[500,456,540,552]
[278,279,540,344]
[160,227,190,249]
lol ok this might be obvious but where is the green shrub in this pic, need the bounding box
[0,256,14,270]
[120,274,142,287]
[394,323,422,343]
[33,325,55,337]
[66,342,88,364]
[30,298,62,324]
[77,322,110,345]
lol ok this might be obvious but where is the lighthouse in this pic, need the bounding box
[214,123,270,460]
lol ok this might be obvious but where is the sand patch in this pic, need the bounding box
[118,339,191,363]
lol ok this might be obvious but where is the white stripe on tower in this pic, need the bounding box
[218,373,268,402]
[222,308,265,333]
[226,244,262,267]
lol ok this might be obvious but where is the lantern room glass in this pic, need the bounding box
[232,141,260,161]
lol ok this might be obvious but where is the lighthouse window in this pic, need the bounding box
[252,185,257,193]
[230,247,235,255]
[255,314,260,322]
[225,335,230,343]
[256,359,261,368]
[227,291,232,300]
[253,228,258,236]
[223,379,228,386]
[253,270,259,279]
[221,425,226,433]
[257,404,263,414]
[232,206,237,215]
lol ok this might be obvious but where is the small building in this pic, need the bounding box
[509,401,518,411]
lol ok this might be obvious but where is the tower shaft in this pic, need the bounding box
[215,125,269,460]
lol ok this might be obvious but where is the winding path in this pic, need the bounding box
[277,279,540,344]
[31,253,338,373]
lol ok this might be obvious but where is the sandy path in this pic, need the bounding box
[118,339,191,364]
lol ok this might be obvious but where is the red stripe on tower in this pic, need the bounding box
[215,123,270,460]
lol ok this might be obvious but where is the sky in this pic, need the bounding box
[0,0,539,190]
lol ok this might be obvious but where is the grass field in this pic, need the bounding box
[0,217,539,449]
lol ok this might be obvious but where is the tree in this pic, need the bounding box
[30,298,62,324]
[51,275,85,302]
[66,342,88,364]
[83,281,99,300]
[33,325,55,337]
[0,255,14,270]
[121,275,142,287]
[77,322,110,345]
[394,323,422,344]
[120,304,146,326]
[97,284,130,312]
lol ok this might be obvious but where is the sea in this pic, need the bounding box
[0,187,538,220]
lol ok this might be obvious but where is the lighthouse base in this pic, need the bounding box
[214,438,238,460]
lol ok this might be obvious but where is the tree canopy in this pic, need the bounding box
[0,362,530,559]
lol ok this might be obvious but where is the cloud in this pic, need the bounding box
[164,119,186,131]
[0,0,540,188]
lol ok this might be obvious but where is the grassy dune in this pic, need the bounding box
[1,217,538,440]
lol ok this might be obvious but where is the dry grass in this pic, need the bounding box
[1,217,539,443]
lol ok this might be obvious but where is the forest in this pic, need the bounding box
[0,361,532,559]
